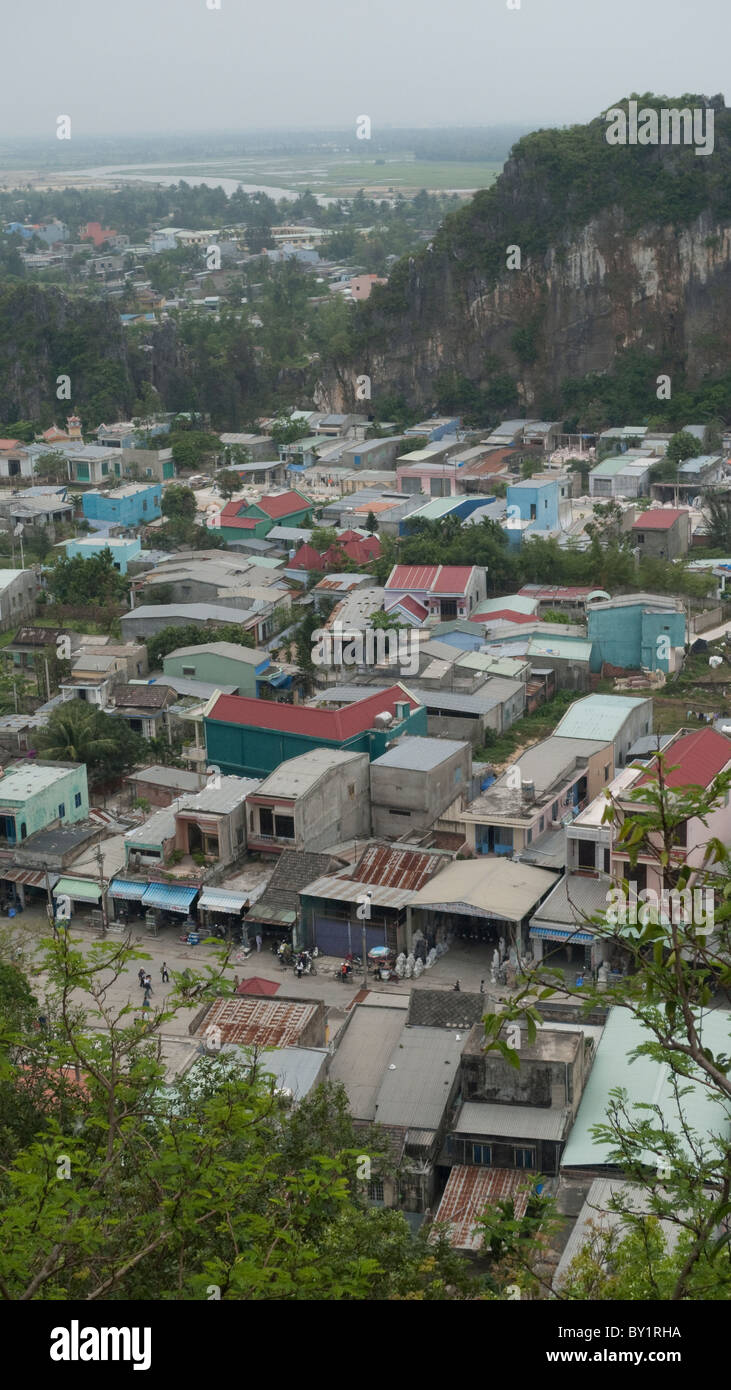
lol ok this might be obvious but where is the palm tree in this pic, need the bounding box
[37,704,117,768]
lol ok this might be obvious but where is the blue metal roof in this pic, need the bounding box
[109,878,148,900]
[529,926,594,944]
[142,883,199,912]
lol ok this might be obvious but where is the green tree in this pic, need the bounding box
[216,469,243,500]
[0,933,486,1300]
[33,451,68,485]
[36,703,145,784]
[365,511,378,535]
[45,550,128,607]
[161,484,197,524]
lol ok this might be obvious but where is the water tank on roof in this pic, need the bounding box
[522,779,536,802]
[374,711,393,728]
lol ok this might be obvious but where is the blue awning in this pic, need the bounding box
[266,670,291,688]
[529,926,595,945]
[110,878,148,900]
[142,882,199,912]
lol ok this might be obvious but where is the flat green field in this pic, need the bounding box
[78,152,502,198]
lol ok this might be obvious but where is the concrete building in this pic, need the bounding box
[204,684,427,779]
[506,475,572,535]
[59,650,129,707]
[552,694,653,766]
[369,736,471,839]
[631,508,691,559]
[162,641,273,699]
[589,454,653,499]
[586,593,686,674]
[384,565,487,624]
[0,761,89,847]
[82,482,162,527]
[245,748,371,854]
[460,736,615,858]
[62,536,142,574]
[120,603,270,646]
[126,765,205,807]
[0,569,39,630]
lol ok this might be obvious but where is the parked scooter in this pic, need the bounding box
[293,950,317,978]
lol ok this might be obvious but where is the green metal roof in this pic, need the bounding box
[561,1006,731,1168]
[55,876,101,902]
[554,693,650,740]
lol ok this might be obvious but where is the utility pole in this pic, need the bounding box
[44,866,56,937]
[356,889,372,991]
[95,843,108,935]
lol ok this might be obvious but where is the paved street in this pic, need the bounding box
[6,905,509,1077]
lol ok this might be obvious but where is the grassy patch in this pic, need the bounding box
[475,689,587,766]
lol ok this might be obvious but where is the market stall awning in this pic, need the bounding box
[529,925,595,945]
[1,868,59,889]
[198,888,250,913]
[141,882,199,913]
[55,876,101,902]
[109,878,148,900]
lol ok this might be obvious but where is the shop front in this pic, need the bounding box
[53,876,104,921]
[109,877,149,922]
[197,887,251,939]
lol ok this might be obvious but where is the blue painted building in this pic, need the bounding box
[63,536,142,574]
[587,594,686,673]
[82,483,162,527]
[506,476,570,543]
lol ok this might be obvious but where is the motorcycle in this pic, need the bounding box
[293,951,317,977]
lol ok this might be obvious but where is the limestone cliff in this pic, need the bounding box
[316,95,731,417]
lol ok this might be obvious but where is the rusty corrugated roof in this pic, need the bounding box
[434,1165,530,1251]
[351,844,446,892]
[200,997,317,1048]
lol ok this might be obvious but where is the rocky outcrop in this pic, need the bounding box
[316,97,731,415]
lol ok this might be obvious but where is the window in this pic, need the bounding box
[454,767,462,783]
[274,814,295,840]
[58,803,66,818]
[552,801,558,820]
[637,532,645,543]
[390,808,411,817]
[514,1147,535,1170]
[604,764,610,781]
[526,828,532,845]
[604,848,610,873]
[74,792,82,808]
[142,499,147,511]
[182,665,196,677]
[259,808,274,836]
[539,816,544,833]
[674,821,688,847]
[368,1179,384,1202]
[472,1143,492,1165]
[236,827,244,844]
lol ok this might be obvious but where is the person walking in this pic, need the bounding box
[255,933,262,953]
[138,969,146,988]
[161,962,169,983]
[144,973,153,994]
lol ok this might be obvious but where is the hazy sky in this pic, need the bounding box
[3,0,730,137]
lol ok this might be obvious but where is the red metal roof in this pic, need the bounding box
[518,585,593,600]
[289,543,324,571]
[386,565,474,595]
[208,684,422,740]
[468,608,534,624]
[352,845,445,891]
[235,976,280,996]
[386,565,439,591]
[432,566,475,594]
[434,1165,530,1250]
[0,439,21,451]
[255,491,311,520]
[395,594,430,621]
[636,727,731,790]
[632,509,687,530]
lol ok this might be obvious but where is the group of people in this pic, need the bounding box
[136,961,171,1008]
